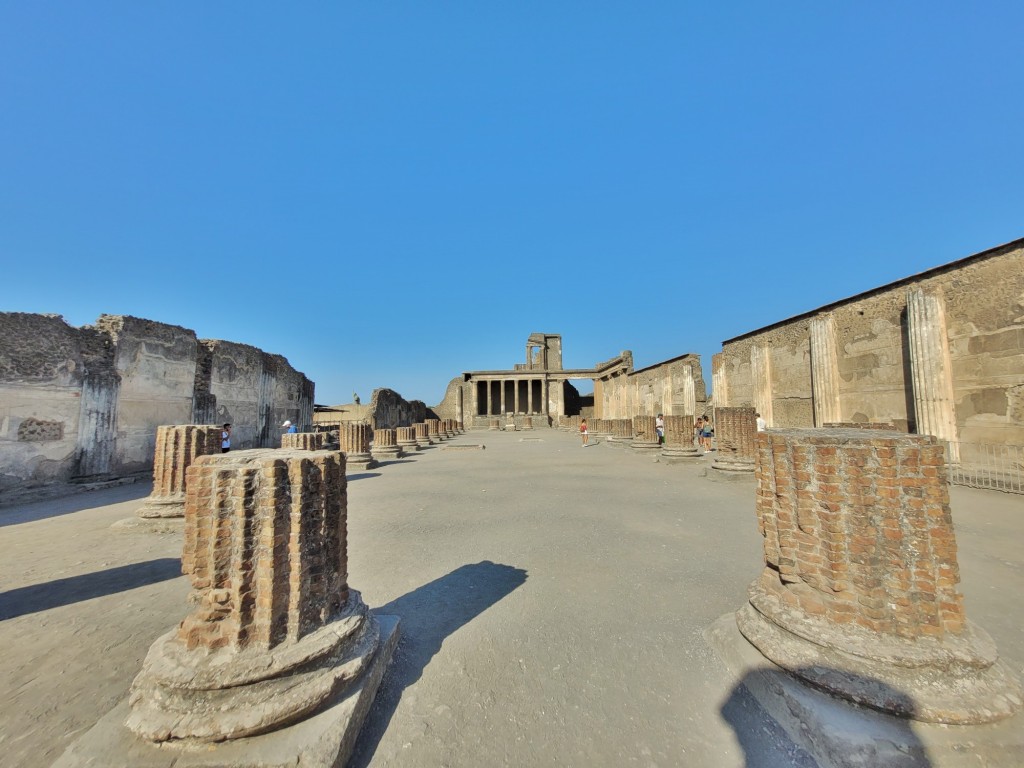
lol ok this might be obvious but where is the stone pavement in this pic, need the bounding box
[1,430,1021,767]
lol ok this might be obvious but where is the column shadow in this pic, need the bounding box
[350,560,528,767]
[720,667,933,767]
[0,557,182,621]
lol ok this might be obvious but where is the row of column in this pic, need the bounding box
[475,378,549,416]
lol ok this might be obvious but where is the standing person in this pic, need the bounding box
[282,420,297,434]
[580,418,589,447]
[756,412,767,432]
[701,416,713,452]
[221,423,231,453]
[655,413,665,445]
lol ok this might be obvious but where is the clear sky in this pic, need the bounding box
[2,4,1021,405]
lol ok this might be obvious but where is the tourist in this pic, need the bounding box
[756,412,767,431]
[580,418,589,447]
[655,413,665,444]
[282,420,298,434]
[701,416,714,452]
[221,423,231,453]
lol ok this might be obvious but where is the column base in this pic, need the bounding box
[661,447,702,463]
[53,615,400,768]
[136,496,186,519]
[370,446,403,461]
[711,457,756,473]
[630,440,661,454]
[345,453,379,471]
[397,441,420,453]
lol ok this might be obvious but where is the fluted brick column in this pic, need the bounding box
[126,448,396,743]
[426,418,443,442]
[396,426,419,452]
[737,429,1021,724]
[712,407,757,473]
[662,415,699,462]
[339,422,377,471]
[137,425,221,519]
[281,431,325,451]
[630,416,660,454]
[414,422,433,446]
[371,427,403,460]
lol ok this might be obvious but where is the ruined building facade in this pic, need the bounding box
[433,333,706,427]
[713,238,1024,458]
[0,313,314,493]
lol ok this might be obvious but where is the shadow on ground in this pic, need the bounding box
[347,472,383,482]
[350,560,528,767]
[0,557,182,621]
[0,482,151,527]
[720,667,933,767]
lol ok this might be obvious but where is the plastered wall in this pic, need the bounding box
[0,313,314,493]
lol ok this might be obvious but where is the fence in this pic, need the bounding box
[944,441,1024,495]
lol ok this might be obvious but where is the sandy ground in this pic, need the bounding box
[1,430,1021,768]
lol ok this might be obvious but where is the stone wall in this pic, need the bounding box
[366,388,427,429]
[716,239,1024,447]
[0,312,314,494]
[596,354,707,419]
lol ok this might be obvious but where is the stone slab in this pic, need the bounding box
[441,444,486,451]
[52,614,401,768]
[705,613,1024,768]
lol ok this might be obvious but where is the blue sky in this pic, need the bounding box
[2,3,1021,404]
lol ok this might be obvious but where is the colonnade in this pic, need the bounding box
[475,378,549,416]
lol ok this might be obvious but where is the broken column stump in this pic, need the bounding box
[371,427,403,461]
[737,428,1021,724]
[281,431,326,450]
[396,426,419,453]
[415,421,434,446]
[661,415,700,462]
[54,448,399,768]
[339,422,377,471]
[711,407,757,475]
[630,416,661,454]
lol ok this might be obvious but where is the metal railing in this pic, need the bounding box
[944,441,1024,495]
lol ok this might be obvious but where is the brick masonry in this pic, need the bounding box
[137,425,221,519]
[736,428,1022,724]
[712,407,757,472]
[280,432,326,451]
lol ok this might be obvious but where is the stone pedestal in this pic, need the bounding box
[135,425,221,519]
[339,423,378,471]
[737,429,1021,724]
[396,426,419,452]
[661,415,700,462]
[488,418,500,431]
[414,422,433,446]
[711,407,757,474]
[522,416,533,430]
[55,448,398,768]
[371,428,403,460]
[630,416,661,454]
[281,431,326,451]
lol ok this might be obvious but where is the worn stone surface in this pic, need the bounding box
[371,428,403,460]
[738,429,1022,724]
[339,423,377,471]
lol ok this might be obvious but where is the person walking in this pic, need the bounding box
[580,418,589,447]
[655,414,665,445]
[282,420,298,434]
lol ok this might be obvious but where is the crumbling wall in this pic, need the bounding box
[431,377,466,422]
[598,354,707,418]
[368,388,426,429]
[0,312,314,495]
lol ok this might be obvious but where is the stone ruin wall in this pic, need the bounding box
[597,355,707,420]
[367,387,427,429]
[0,312,314,494]
[716,240,1024,446]
[431,376,466,422]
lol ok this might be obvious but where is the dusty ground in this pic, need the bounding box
[1,430,1021,768]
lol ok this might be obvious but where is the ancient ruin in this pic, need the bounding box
[737,428,1022,724]
[661,415,699,462]
[415,421,433,445]
[711,407,758,474]
[426,418,444,442]
[630,416,661,455]
[396,426,419,453]
[134,425,221,520]
[339,422,377,471]
[371,428,403,461]
[281,431,326,451]
[56,448,399,766]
